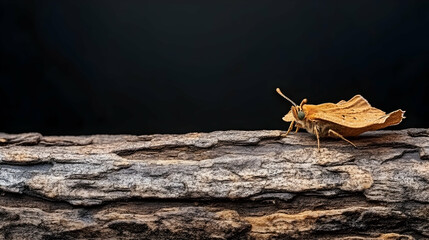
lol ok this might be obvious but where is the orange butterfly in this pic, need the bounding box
[276,88,405,151]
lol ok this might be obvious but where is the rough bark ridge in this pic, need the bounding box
[0,129,428,239]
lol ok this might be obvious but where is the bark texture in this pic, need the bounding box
[0,129,428,239]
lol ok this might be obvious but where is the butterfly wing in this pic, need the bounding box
[304,95,404,134]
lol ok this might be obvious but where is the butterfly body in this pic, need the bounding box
[294,118,334,137]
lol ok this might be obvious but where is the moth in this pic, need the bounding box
[276,88,405,151]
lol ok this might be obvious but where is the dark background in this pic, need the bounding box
[1,1,428,135]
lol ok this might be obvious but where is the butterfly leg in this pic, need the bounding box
[328,129,357,148]
[284,120,295,136]
[313,126,320,152]
[293,122,303,134]
[294,127,300,133]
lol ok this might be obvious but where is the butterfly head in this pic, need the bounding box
[276,88,308,122]
[297,109,306,120]
[291,99,307,121]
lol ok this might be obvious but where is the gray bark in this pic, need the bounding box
[0,129,428,239]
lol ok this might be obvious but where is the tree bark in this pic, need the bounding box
[0,129,428,239]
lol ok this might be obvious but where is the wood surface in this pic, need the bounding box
[0,129,428,239]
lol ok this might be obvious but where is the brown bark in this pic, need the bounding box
[0,129,428,239]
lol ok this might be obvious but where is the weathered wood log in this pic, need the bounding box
[0,129,428,239]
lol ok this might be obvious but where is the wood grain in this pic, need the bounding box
[0,129,428,239]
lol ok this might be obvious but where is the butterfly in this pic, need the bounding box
[276,88,405,151]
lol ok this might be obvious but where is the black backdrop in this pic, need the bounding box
[1,1,429,135]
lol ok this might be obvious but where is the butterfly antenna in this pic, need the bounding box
[276,88,297,106]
